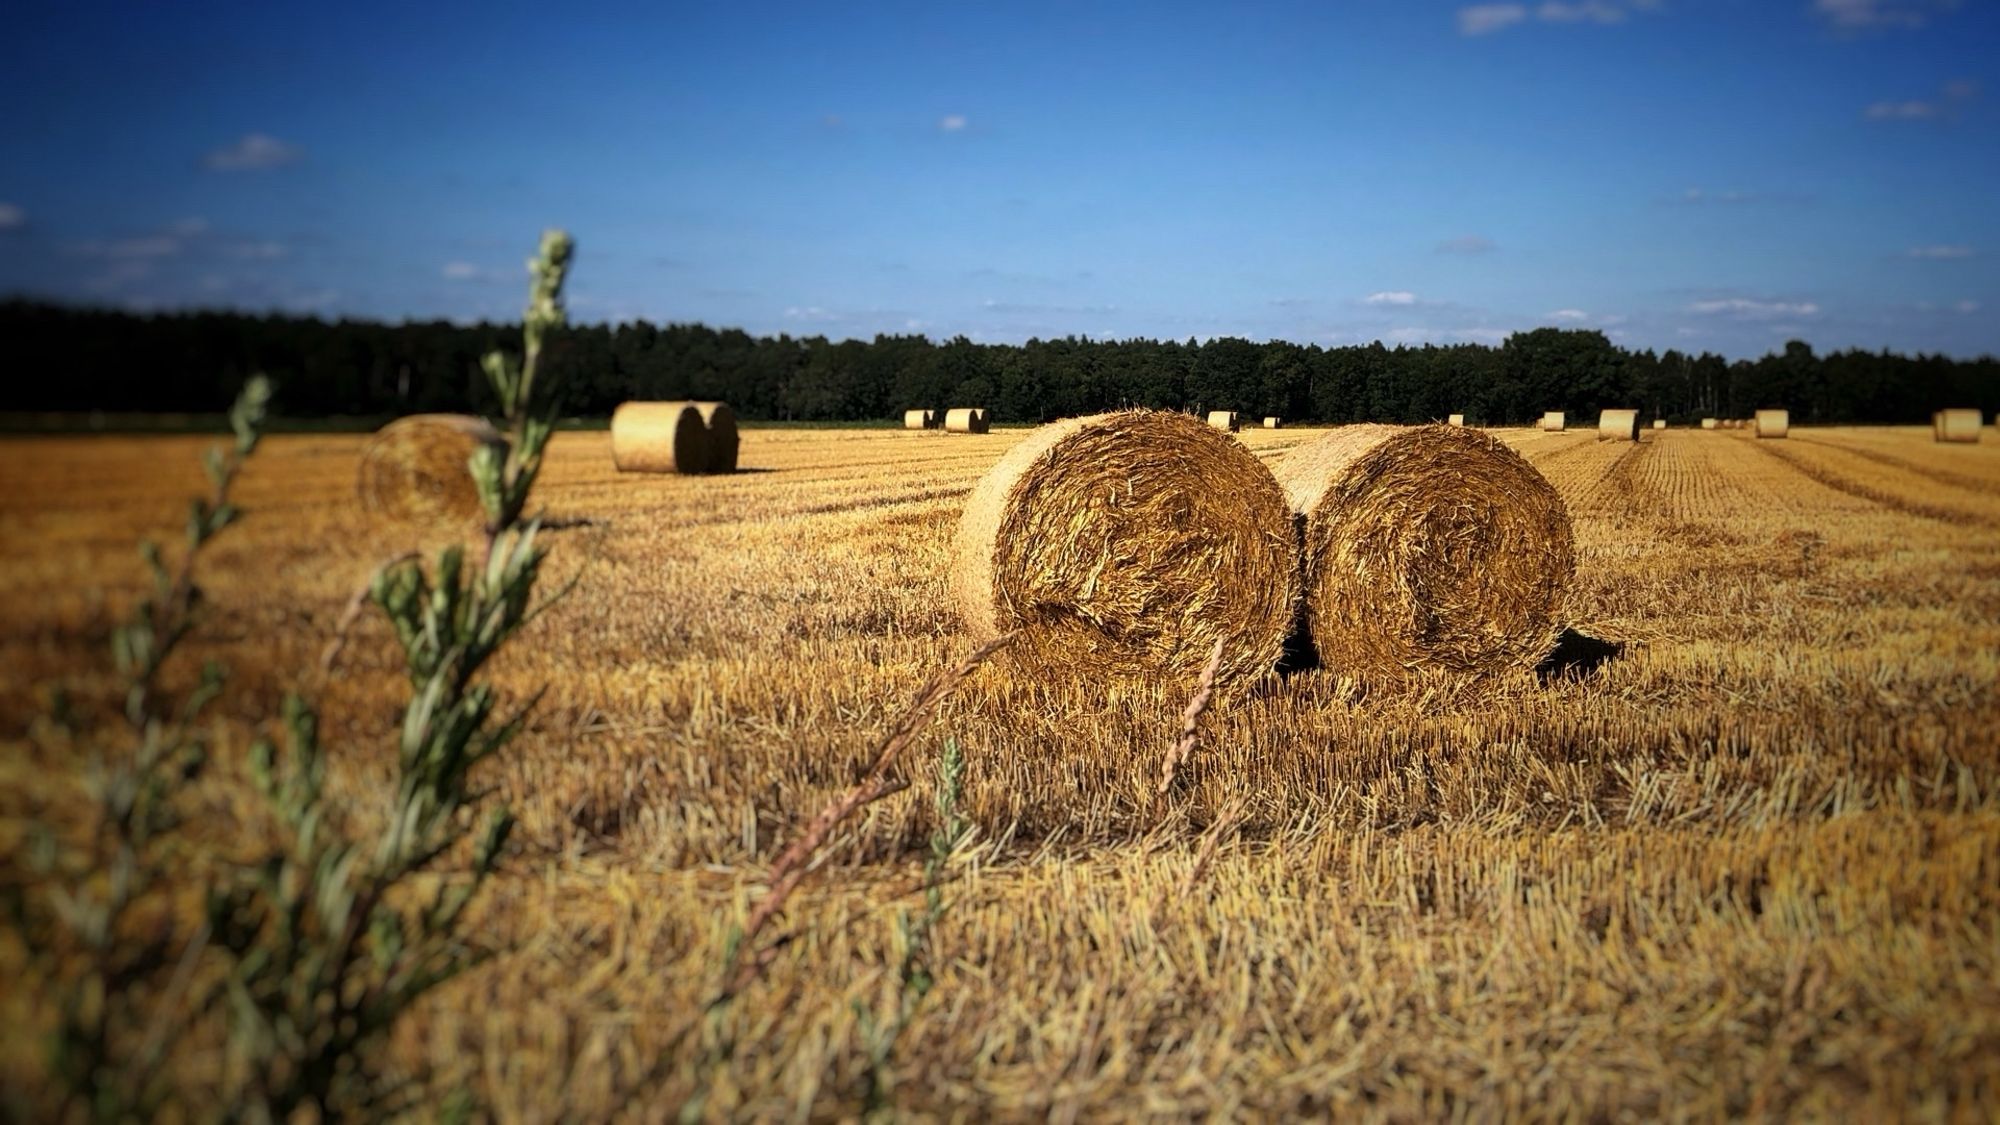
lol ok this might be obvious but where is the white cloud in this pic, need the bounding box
[441,262,483,280]
[0,202,22,229]
[1865,99,1938,120]
[203,133,304,171]
[1459,4,1527,34]
[1907,244,1973,259]
[784,305,840,322]
[938,114,968,132]
[1437,234,1496,254]
[1364,291,1418,306]
[1689,298,1821,320]
[1537,1,1626,24]
[1954,299,1980,313]
[1815,0,1958,29]
[1549,309,1590,321]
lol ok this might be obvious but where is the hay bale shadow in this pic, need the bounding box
[1536,628,1625,682]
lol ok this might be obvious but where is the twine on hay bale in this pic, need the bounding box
[1935,408,1982,443]
[1597,409,1640,442]
[1754,409,1789,439]
[1206,410,1240,432]
[951,409,1299,690]
[903,409,938,430]
[357,413,504,527]
[1273,423,1575,686]
[944,408,989,434]
[1540,411,1566,432]
[612,400,738,473]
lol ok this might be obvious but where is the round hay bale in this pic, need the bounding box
[944,408,990,434]
[611,401,706,473]
[1273,424,1575,686]
[903,409,935,431]
[1206,410,1240,432]
[1754,409,1789,439]
[1540,411,1566,432]
[1936,408,1983,443]
[357,413,504,527]
[1448,414,1466,427]
[951,410,1298,690]
[1597,409,1640,442]
[695,401,739,472]
[1651,419,1667,430]
[1701,418,1718,429]
[1264,416,1284,429]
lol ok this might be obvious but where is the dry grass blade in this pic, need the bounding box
[1180,794,1249,896]
[1155,638,1224,809]
[719,630,1018,1001]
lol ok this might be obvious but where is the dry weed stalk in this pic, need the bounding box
[717,630,1017,1003]
[1153,638,1225,813]
[1181,793,1250,896]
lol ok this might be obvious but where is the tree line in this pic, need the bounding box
[6,299,1994,425]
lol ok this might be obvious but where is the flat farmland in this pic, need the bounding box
[4,423,1999,1120]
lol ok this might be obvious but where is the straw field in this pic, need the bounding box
[3,422,1999,1119]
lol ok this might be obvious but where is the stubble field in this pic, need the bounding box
[4,422,1999,1120]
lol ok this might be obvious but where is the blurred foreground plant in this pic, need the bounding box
[7,231,575,1122]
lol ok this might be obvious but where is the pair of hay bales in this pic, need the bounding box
[1597,409,1640,442]
[612,401,740,473]
[1934,408,1984,443]
[953,411,1574,692]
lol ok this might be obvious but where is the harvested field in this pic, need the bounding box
[4,423,2000,1119]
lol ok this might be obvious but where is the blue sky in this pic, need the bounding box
[0,0,1994,359]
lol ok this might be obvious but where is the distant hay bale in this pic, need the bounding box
[1207,410,1240,432]
[1936,408,1983,443]
[1755,409,1790,439]
[1273,424,1574,686]
[695,401,740,472]
[1448,414,1465,427]
[951,409,1298,690]
[1652,419,1667,430]
[1264,416,1283,429]
[1540,411,1566,432]
[903,409,936,430]
[944,407,990,434]
[1597,408,1640,442]
[1701,418,1718,429]
[611,401,711,473]
[357,413,504,527]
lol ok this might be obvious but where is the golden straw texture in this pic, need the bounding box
[1273,424,1575,686]
[356,413,504,527]
[951,410,1299,690]
[1755,409,1790,439]
[611,402,706,473]
[1597,409,1640,442]
[1936,408,1983,443]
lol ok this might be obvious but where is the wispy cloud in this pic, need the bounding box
[1689,297,1821,320]
[1954,299,1980,313]
[1459,4,1528,34]
[441,261,489,281]
[1907,244,1973,259]
[1548,308,1590,321]
[783,305,840,322]
[1364,291,1418,306]
[0,202,24,230]
[938,114,968,132]
[1864,78,1977,121]
[1672,187,1798,205]
[203,133,304,171]
[1815,0,1959,30]
[1437,234,1496,254]
[1459,0,1656,35]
